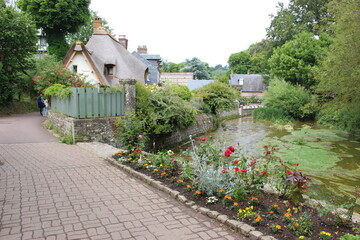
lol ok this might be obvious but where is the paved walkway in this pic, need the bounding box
[0,113,244,240]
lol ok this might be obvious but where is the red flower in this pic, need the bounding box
[286,170,292,175]
[261,171,266,175]
[241,169,247,173]
[233,159,239,164]
[269,211,274,215]
[224,150,232,157]
[264,145,268,149]
[221,170,226,173]
[201,137,207,141]
[301,185,307,189]
[135,148,141,153]
[295,163,299,166]
[234,167,239,172]
[266,151,271,155]
[227,146,235,152]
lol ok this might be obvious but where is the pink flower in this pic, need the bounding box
[201,137,207,141]
[241,169,247,173]
[221,170,226,173]
[135,148,141,153]
[234,167,239,172]
[138,135,143,139]
[301,185,307,189]
[233,159,239,164]
[224,150,232,157]
[227,146,235,152]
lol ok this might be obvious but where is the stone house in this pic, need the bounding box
[230,74,267,98]
[63,18,148,86]
[132,45,162,85]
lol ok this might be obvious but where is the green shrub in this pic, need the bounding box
[253,107,293,122]
[263,78,312,120]
[193,81,239,115]
[340,234,360,240]
[115,113,146,151]
[43,84,72,99]
[162,84,193,101]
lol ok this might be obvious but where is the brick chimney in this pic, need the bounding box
[93,17,103,30]
[118,35,128,49]
[137,45,147,54]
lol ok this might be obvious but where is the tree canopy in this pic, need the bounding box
[0,2,37,105]
[180,57,210,80]
[18,0,91,59]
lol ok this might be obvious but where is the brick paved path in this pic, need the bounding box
[0,142,245,240]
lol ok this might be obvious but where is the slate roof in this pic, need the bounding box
[230,74,267,92]
[132,52,160,84]
[63,28,148,86]
[188,80,214,91]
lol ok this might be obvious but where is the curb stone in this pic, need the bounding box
[106,158,278,240]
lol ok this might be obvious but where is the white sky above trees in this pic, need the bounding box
[90,0,289,67]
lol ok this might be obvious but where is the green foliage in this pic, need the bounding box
[132,83,198,139]
[59,135,74,144]
[315,0,360,138]
[253,107,293,123]
[287,213,313,236]
[193,81,239,115]
[32,65,91,93]
[115,113,146,151]
[43,84,72,99]
[340,234,360,240]
[0,3,37,105]
[263,78,312,119]
[181,57,210,80]
[18,0,91,59]
[161,60,184,72]
[66,10,114,44]
[269,32,330,89]
[210,64,229,80]
[228,51,251,74]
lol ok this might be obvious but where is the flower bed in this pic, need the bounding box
[113,136,359,240]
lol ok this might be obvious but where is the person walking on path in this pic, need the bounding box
[37,93,45,116]
[42,98,49,116]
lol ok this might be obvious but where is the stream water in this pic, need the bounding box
[208,117,360,208]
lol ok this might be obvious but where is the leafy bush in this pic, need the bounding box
[262,78,312,120]
[115,113,146,151]
[43,84,72,99]
[340,234,360,240]
[32,65,92,93]
[193,81,239,115]
[162,84,193,101]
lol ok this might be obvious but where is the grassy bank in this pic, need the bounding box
[0,96,38,116]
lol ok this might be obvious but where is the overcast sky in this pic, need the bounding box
[90,0,289,67]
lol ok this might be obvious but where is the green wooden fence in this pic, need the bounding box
[51,88,125,118]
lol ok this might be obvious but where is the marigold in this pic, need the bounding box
[273,204,278,208]
[251,197,258,201]
[186,185,191,188]
[225,195,232,200]
[233,202,239,206]
[218,189,225,193]
[161,172,166,175]
[154,169,158,172]
[276,225,282,230]
[178,180,184,183]
[269,211,274,215]
[284,213,292,218]
[195,190,201,195]
[255,216,262,222]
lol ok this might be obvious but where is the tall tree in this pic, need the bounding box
[267,0,331,48]
[181,57,210,80]
[269,32,331,89]
[18,0,90,59]
[161,60,184,73]
[228,51,251,74]
[315,0,360,137]
[0,1,37,105]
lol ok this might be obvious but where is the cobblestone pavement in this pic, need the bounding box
[0,142,245,240]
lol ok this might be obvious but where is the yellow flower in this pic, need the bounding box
[159,164,163,167]
[299,236,305,239]
[154,169,158,172]
[276,225,282,230]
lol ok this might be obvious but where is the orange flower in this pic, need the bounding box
[178,180,184,183]
[218,189,225,193]
[186,185,191,188]
[273,204,278,208]
[255,216,262,222]
[276,225,282,230]
[251,197,259,201]
[195,190,201,195]
[269,211,274,215]
[284,213,292,218]
[233,202,239,206]
[225,195,232,200]
[161,172,166,175]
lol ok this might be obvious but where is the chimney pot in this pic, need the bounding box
[137,45,147,54]
[93,17,104,31]
[118,35,128,50]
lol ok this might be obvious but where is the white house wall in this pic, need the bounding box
[68,52,99,86]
